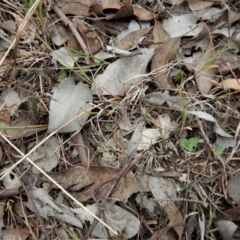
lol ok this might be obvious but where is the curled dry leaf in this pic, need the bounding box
[48,78,93,133]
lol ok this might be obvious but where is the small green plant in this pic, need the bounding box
[104,123,113,131]
[180,137,199,152]
[57,69,67,82]
[97,146,104,153]
[177,182,186,192]
[213,143,224,155]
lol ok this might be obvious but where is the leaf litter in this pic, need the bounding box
[0,0,240,239]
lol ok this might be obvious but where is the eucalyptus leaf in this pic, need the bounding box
[47,78,93,133]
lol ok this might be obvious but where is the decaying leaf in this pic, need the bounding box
[151,19,170,49]
[91,48,154,96]
[194,37,217,94]
[48,78,93,133]
[149,176,184,236]
[186,110,233,138]
[0,100,10,123]
[216,79,240,90]
[2,228,29,240]
[187,0,213,11]
[227,173,240,205]
[163,14,204,38]
[60,1,93,16]
[141,91,189,110]
[214,220,238,240]
[138,128,161,151]
[50,47,82,68]
[51,25,70,46]
[76,202,140,239]
[23,136,60,174]
[133,5,153,21]
[46,165,119,201]
[115,26,152,50]
[2,170,21,190]
[151,38,180,88]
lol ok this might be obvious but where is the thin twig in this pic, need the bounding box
[51,4,90,57]
[4,144,49,240]
[82,150,143,240]
[0,103,117,236]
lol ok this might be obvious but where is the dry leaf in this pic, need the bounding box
[110,0,133,20]
[2,228,29,240]
[151,19,170,49]
[47,78,93,133]
[194,37,217,94]
[163,0,184,5]
[151,38,180,88]
[133,5,153,21]
[164,201,184,237]
[227,173,240,205]
[76,202,140,239]
[115,26,152,50]
[91,48,154,96]
[163,14,204,38]
[215,79,240,90]
[60,1,93,16]
[97,171,143,203]
[0,100,10,123]
[47,165,119,201]
[187,0,213,11]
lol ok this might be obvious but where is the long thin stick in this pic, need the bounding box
[0,103,117,235]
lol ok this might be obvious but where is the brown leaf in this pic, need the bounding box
[214,206,240,223]
[187,0,213,11]
[133,5,153,21]
[97,171,143,203]
[164,201,184,237]
[151,37,180,88]
[194,37,217,94]
[115,27,152,50]
[48,165,119,201]
[0,100,10,123]
[228,9,240,25]
[110,0,133,20]
[69,20,106,54]
[61,1,93,16]
[215,79,240,90]
[227,172,240,205]
[151,19,170,49]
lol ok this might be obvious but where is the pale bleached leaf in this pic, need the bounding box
[91,48,154,96]
[26,136,60,174]
[138,128,161,151]
[163,14,204,38]
[187,110,233,137]
[48,78,93,133]
[50,47,81,67]
[75,203,140,239]
[2,171,21,189]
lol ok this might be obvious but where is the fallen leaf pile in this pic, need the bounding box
[0,0,240,239]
